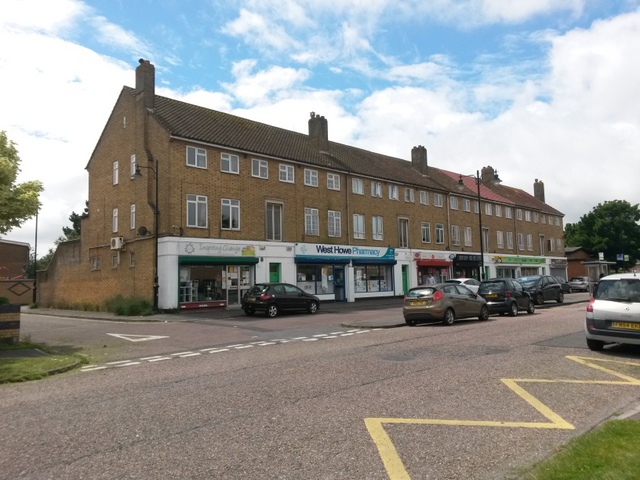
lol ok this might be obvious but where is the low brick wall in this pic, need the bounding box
[0,279,33,305]
[0,304,21,344]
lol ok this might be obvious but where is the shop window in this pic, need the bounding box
[354,265,392,293]
[296,265,334,295]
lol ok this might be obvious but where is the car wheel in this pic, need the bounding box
[266,303,279,318]
[557,291,564,304]
[526,300,535,314]
[442,308,455,326]
[479,305,489,321]
[405,318,417,326]
[243,307,255,316]
[535,292,544,305]
[308,301,318,314]
[568,287,573,294]
[586,338,604,351]
[509,302,518,317]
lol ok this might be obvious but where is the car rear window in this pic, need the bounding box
[407,287,437,297]
[595,279,640,302]
[517,276,539,286]
[479,281,505,293]
[248,284,269,295]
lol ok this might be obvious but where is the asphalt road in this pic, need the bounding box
[2,303,640,479]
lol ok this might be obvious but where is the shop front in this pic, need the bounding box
[550,258,568,279]
[415,255,452,284]
[177,243,259,310]
[492,255,546,278]
[294,243,396,301]
[452,254,482,280]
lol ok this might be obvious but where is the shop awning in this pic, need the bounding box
[179,256,259,265]
[295,256,350,265]
[416,259,452,267]
[352,258,397,266]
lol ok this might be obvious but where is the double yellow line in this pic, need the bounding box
[365,355,640,480]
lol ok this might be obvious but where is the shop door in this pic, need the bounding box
[226,265,253,306]
[334,267,345,301]
[402,265,408,295]
[269,263,281,282]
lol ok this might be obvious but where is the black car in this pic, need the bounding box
[553,276,573,294]
[516,275,564,305]
[242,283,320,317]
[478,278,535,316]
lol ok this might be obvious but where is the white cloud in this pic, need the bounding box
[221,8,301,52]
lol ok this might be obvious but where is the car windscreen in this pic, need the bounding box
[478,281,504,293]
[595,279,640,302]
[517,276,539,287]
[407,287,437,297]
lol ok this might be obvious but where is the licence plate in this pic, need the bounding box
[246,297,255,302]
[612,322,640,331]
[485,294,498,298]
[410,301,427,306]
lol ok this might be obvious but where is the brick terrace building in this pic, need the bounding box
[37,60,567,311]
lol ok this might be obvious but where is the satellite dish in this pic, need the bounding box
[137,226,149,236]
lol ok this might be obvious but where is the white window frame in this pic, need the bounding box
[450,196,459,210]
[371,182,382,198]
[252,159,268,179]
[187,194,208,228]
[327,173,340,191]
[304,169,318,187]
[130,204,136,230]
[495,205,502,217]
[506,232,514,250]
[506,207,512,219]
[353,214,365,239]
[398,218,409,248]
[434,193,443,208]
[485,203,492,216]
[221,152,239,174]
[305,208,319,236]
[420,190,429,205]
[517,233,525,250]
[527,233,533,251]
[497,231,504,249]
[525,210,532,222]
[130,155,137,177]
[533,212,539,223]
[187,146,207,169]
[404,188,415,203]
[372,216,383,240]
[435,224,445,244]
[451,225,460,246]
[474,200,480,214]
[113,161,119,185]
[463,198,470,212]
[555,217,561,227]
[112,208,118,233]
[464,226,472,247]
[279,164,294,183]
[221,198,240,230]
[421,222,431,243]
[541,214,546,224]
[516,209,523,220]
[352,178,364,195]
[328,210,341,237]
[389,185,399,200]
[266,202,283,241]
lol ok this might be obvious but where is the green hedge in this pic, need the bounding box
[104,295,154,316]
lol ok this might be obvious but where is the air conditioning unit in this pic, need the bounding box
[110,237,125,250]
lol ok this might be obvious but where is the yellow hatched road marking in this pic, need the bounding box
[365,355,640,479]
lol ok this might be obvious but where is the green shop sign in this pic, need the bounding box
[493,256,546,265]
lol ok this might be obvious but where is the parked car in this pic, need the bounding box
[478,278,535,316]
[444,277,481,293]
[569,276,590,293]
[241,283,320,317]
[403,283,489,326]
[516,275,564,305]
[553,276,573,294]
[585,273,640,351]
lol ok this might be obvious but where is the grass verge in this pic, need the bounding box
[0,339,88,383]
[522,419,640,479]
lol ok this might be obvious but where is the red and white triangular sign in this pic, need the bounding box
[107,333,169,342]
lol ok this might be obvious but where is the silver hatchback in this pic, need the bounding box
[585,273,640,351]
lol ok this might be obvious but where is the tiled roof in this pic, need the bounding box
[127,87,563,215]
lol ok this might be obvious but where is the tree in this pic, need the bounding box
[0,131,43,234]
[564,200,640,270]
[61,200,88,241]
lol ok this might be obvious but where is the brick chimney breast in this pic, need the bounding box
[481,165,496,185]
[308,112,329,151]
[135,59,155,109]
[534,179,545,203]
[411,145,428,174]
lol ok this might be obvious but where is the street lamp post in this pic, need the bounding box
[134,162,159,312]
[458,171,485,280]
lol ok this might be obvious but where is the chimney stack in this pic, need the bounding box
[534,179,545,202]
[411,145,428,174]
[135,59,155,110]
[308,112,329,151]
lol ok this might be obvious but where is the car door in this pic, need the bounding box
[512,280,527,309]
[284,284,306,311]
[543,276,558,300]
[455,284,477,317]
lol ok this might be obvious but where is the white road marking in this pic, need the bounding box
[293,337,308,340]
[81,366,107,371]
[107,360,135,365]
[148,357,172,362]
[179,353,201,358]
[234,345,253,349]
[303,338,319,342]
[107,333,169,342]
[313,334,328,337]
[172,351,194,356]
[258,342,276,346]
[115,362,141,367]
[341,333,354,336]
[207,348,230,353]
[323,336,338,338]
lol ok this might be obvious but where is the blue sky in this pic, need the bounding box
[2,0,640,253]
